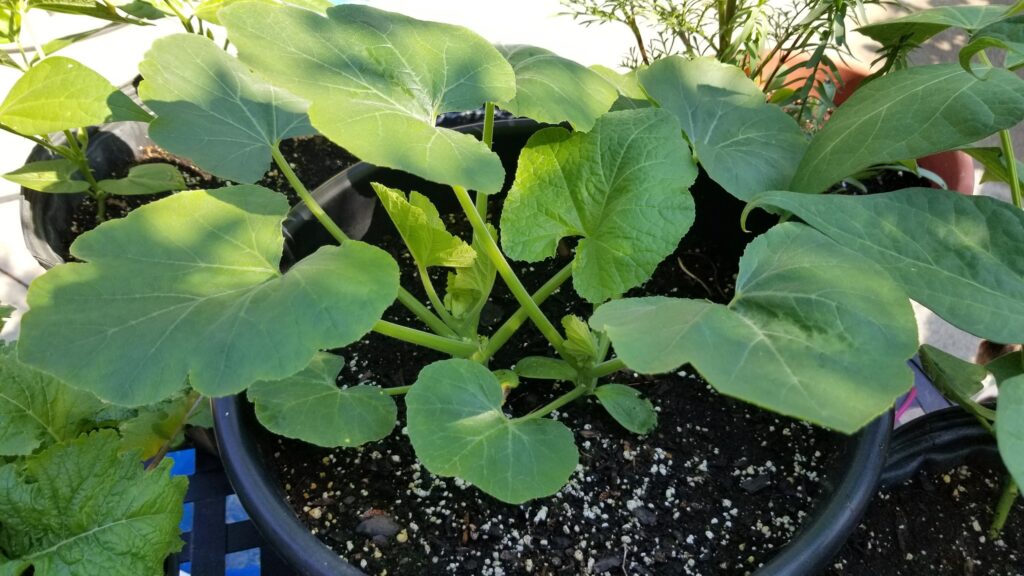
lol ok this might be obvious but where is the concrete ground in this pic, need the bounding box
[0,0,1019,367]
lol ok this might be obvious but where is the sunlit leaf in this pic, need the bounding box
[371,183,476,269]
[3,159,89,193]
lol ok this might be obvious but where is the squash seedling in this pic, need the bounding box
[15,4,1024,507]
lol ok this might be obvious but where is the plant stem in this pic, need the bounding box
[384,385,411,396]
[999,129,1022,209]
[479,263,573,362]
[396,289,459,337]
[452,186,569,359]
[626,15,650,65]
[417,264,457,328]
[0,123,56,151]
[62,129,108,221]
[475,102,496,220]
[990,476,1019,539]
[271,143,456,337]
[372,320,477,357]
[271,144,348,243]
[590,357,626,379]
[515,385,588,422]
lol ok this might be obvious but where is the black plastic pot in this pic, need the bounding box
[880,404,999,489]
[19,121,154,269]
[214,119,893,576]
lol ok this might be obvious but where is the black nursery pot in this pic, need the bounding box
[19,121,154,269]
[214,119,893,576]
[880,404,1000,489]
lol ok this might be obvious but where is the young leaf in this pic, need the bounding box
[0,342,106,456]
[194,0,329,25]
[371,183,476,268]
[247,352,396,447]
[0,430,186,576]
[961,16,1024,72]
[562,315,598,362]
[591,223,918,433]
[3,159,89,193]
[789,65,1024,192]
[498,45,617,131]
[221,2,516,194]
[857,5,1010,48]
[590,65,650,110]
[997,374,1024,489]
[919,344,995,422]
[500,108,697,303]
[594,384,657,434]
[751,189,1024,345]
[18,185,399,406]
[139,34,314,183]
[444,224,497,323]
[0,56,148,135]
[514,356,578,381]
[963,146,1024,188]
[638,56,808,201]
[96,163,185,196]
[989,350,1024,385]
[405,359,578,503]
[118,391,200,460]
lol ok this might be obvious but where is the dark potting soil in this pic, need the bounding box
[830,464,1024,575]
[259,178,847,576]
[63,136,357,260]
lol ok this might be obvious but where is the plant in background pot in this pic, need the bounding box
[11,2,1024,574]
[0,304,192,575]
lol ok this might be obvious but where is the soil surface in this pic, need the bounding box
[259,173,850,576]
[830,464,1024,576]
[63,136,357,260]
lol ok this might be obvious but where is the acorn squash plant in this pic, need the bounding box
[14,3,1024,510]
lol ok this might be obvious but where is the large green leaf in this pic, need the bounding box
[498,45,617,131]
[247,352,396,447]
[591,223,917,433]
[3,159,89,194]
[97,163,185,196]
[0,430,185,576]
[790,64,1024,192]
[371,183,476,269]
[997,374,1024,488]
[195,0,329,25]
[751,189,1024,344]
[0,56,148,135]
[221,3,515,193]
[139,34,314,184]
[405,359,578,503]
[989,350,1024,385]
[500,108,696,303]
[638,56,807,201]
[0,342,105,456]
[18,185,399,406]
[857,5,1010,48]
[590,65,650,110]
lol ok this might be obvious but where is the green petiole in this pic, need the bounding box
[480,263,573,361]
[372,320,477,357]
[453,185,573,364]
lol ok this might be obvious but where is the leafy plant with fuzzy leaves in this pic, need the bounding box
[15,3,1024,512]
